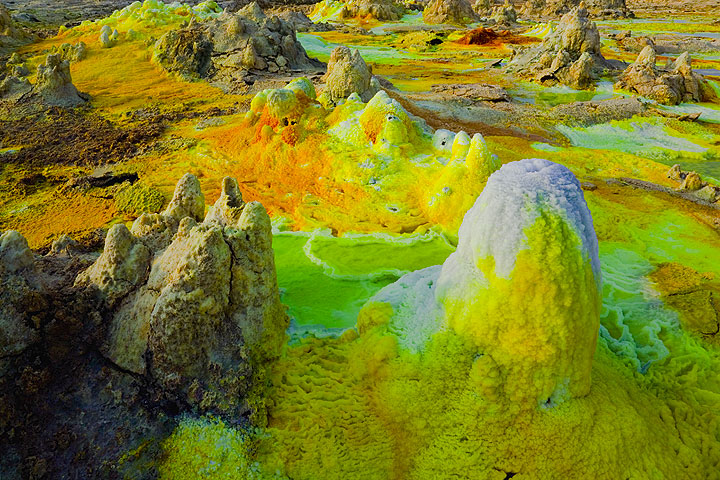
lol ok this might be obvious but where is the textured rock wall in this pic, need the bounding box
[75,174,288,414]
[3,174,287,425]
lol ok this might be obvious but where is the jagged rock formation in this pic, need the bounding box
[128,172,206,252]
[154,24,214,77]
[423,0,480,24]
[614,47,715,105]
[75,174,288,414]
[507,4,605,89]
[33,54,87,107]
[1,174,287,465]
[522,0,632,19]
[320,46,381,105]
[275,10,334,32]
[362,159,601,407]
[473,0,492,16]
[668,165,720,203]
[153,2,323,92]
[0,231,163,479]
[1,53,87,106]
[491,0,517,25]
[0,4,31,53]
[345,0,405,21]
[75,224,151,309]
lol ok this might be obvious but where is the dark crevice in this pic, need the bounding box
[224,236,238,309]
[492,468,518,479]
[93,346,144,381]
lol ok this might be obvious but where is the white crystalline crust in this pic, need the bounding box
[367,265,443,352]
[366,159,601,351]
[438,158,600,287]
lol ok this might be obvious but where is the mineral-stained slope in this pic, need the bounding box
[246,160,719,479]
[1,0,720,477]
[242,76,502,229]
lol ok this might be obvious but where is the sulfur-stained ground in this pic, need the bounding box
[1,0,720,478]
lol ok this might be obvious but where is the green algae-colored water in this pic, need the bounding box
[558,121,708,155]
[273,230,456,330]
[511,81,617,107]
[590,188,720,369]
[306,231,456,277]
[599,247,674,372]
[298,33,410,65]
